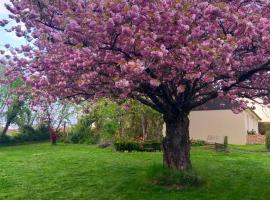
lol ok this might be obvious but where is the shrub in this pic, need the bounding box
[0,124,50,145]
[12,125,50,143]
[65,115,99,144]
[114,140,162,152]
[0,135,12,145]
[259,122,270,135]
[114,141,143,152]
[35,124,50,141]
[68,130,99,144]
[16,125,36,142]
[266,132,270,151]
[146,164,205,188]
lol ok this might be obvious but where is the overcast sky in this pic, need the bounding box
[0,0,26,48]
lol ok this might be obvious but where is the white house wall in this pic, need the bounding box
[189,110,247,145]
[244,111,259,134]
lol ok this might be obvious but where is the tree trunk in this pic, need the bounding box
[162,114,191,171]
[1,120,11,136]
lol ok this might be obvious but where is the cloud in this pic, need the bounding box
[0,0,10,16]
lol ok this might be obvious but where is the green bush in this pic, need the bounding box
[0,135,12,144]
[266,132,270,151]
[114,140,162,152]
[259,122,270,135]
[68,130,99,144]
[35,124,50,141]
[147,164,205,188]
[0,125,50,145]
[13,125,50,143]
[114,141,143,152]
[66,115,99,144]
[17,125,37,142]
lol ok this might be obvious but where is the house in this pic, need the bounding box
[253,103,270,123]
[162,98,262,145]
[189,99,261,145]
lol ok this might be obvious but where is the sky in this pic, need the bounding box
[0,0,26,48]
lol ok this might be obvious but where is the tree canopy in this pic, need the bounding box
[1,0,270,117]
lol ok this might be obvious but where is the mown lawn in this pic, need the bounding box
[0,143,270,200]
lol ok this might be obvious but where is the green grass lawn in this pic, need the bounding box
[0,143,270,200]
[230,144,268,152]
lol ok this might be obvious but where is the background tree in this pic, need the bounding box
[0,65,9,118]
[1,98,23,136]
[2,0,270,171]
[0,75,27,136]
[116,100,163,142]
[36,101,75,129]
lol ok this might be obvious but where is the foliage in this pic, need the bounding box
[147,165,205,188]
[1,98,24,136]
[266,131,270,151]
[3,0,270,115]
[63,99,163,144]
[117,100,163,142]
[0,124,50,145]
[90,99,121,141]
[114,140,162,152]
[0,134,11,144]
[0,76,31,136]
[114,140,143,152]
[35,101,76,131]
[258,122,270,135]
[0,65,9,115]
[15,106,36,128]
[67,115,98,144]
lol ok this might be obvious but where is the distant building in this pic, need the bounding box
[162,98,262,145]
[189,99,261,145]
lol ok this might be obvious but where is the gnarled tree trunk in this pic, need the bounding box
[162,113,191,171]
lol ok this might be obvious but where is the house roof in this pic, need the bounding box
[193,98,233,111]
[193,97,262,120]
[246,109,262,121]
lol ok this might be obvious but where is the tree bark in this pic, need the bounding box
[162,113,191,171]
[1,120,11,137]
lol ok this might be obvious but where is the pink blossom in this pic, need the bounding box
[177,85,186,94]
[0,0,270,118]
[115,79,130,88]
[150,79,161,87]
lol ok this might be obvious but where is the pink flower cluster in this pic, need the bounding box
[1,0,270,113]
